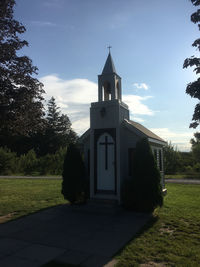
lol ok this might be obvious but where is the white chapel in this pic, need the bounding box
[80,52,166,203]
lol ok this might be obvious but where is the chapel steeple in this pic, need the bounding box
[98,52,122,102]
[102,52,116,74]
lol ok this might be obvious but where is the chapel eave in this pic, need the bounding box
[123,119,167,145]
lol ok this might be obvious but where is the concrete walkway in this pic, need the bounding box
[0,204,150,267]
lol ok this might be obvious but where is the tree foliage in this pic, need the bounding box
[164,142,181,174]
[0,146,67,175]
[122,138,163,212]
[191,132,200,162]
[183,0,200,128]
[0,147,17,175]
[0,0,45,138]
[34,97,77,156]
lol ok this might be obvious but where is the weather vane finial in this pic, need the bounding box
[107,45,112,53]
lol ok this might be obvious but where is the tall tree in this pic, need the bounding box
[0,0,45,140]
[183,0,200,128]
[34,97,77,155]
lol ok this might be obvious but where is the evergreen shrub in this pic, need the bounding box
[122,138,163,212]
[61,143,88,204]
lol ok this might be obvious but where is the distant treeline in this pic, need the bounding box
[0,147,66,176]
[164,141,200,175]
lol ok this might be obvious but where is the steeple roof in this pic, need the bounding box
[102,52,116,74]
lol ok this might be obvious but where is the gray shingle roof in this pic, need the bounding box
[102,53,116,74]
[124,119,166,143]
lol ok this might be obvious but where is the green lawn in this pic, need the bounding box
[116,183,200,267]
[0,178,67,223]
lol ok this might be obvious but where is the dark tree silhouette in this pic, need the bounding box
[61,143,87,204]
[122,138,163,212]
[0,0,45,139]
[183,0,200,128]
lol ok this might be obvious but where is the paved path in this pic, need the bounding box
[166,179,200,184]
[0,204,150,267]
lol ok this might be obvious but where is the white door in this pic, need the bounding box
[97,133,115,191]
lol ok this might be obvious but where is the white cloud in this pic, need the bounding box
[40,74,154,136]
[150,128,193,152]
[133,83,149,90]
[31,21,57,27]
[123,95,154,116]
[40,75,97,134]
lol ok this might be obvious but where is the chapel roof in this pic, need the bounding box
[124,119,166,144]
[102,52,116,74]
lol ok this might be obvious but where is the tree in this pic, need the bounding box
[0,0,45,140]
[61,143,87,204]
[122,138,163,212]
[183,0,200,128]
[191,132,200,162]
[34,97,77,155]
[164,142,181,174]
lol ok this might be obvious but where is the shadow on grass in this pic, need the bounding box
[114,214,159,257]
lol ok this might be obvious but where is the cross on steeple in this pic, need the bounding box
[107,46,112,53]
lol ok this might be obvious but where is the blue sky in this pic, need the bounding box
[14,0,199,151]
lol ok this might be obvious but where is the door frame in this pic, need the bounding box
[94,128,117,195]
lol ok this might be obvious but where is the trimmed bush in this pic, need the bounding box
[122,138,163,212]
[61,143,87,204]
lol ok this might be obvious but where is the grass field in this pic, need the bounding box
[116,183,200,267]
[0,178,66,223]
[0,179,200,266]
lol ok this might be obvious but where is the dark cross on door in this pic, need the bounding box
[100,135,114,170]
